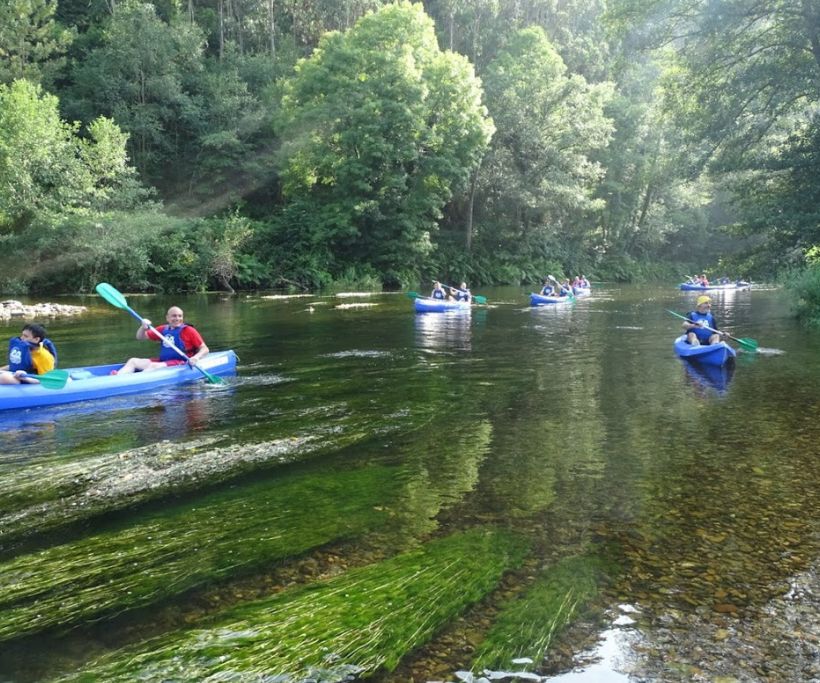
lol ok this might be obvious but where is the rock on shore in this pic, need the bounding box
[0,300,87,320]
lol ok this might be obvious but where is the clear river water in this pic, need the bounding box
[1,283,819,683]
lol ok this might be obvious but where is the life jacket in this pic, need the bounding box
[688,311,716,344]
[157,324,195,362]
[456,290,470,302]
[8,337,58,374]
[541,286,554,296]
[432,289,446,300]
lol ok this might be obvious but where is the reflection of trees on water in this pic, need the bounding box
[374,418,493,543]
[414,311,472,351]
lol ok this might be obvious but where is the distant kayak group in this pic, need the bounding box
[412,277,757,377]
[679,274,751,291]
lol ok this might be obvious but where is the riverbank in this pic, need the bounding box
[0,300,87,320]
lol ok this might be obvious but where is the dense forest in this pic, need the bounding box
[0,0,819,296]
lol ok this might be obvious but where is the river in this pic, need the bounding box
[0,283,817,683]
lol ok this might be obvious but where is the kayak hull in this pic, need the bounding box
[679,282,751,291]
[530,293,573,306]
[0,350,237,411]
[414,299,471,313]
[673,336,736,367]
[572,287,591,297]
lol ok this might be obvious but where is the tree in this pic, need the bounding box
[275,1,493,282]
[65,0,205,180]
[608,0,820,272]
[0,79,138,231]
[475,27,613,257]
[0,0,74,87]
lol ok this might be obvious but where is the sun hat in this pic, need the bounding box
[696,295,711,306]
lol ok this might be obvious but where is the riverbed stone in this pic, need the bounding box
[0,300,87,320]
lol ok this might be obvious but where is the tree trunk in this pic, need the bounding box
[268,0,275,55]
[464,159,483,251]
[218,0,224,59]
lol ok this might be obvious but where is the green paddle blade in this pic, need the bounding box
[407,292,423,299]
[32,369,70,390]
[196,364,226,385]
[95,282,129,310]
[735,337,758,352]
[472,295,488,304]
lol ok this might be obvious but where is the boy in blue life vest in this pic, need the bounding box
[0,323,57,384]
[114,306,209,375]
[682,296,725,346]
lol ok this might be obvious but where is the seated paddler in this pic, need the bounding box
[0,323,57,385]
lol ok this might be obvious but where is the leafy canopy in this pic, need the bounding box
[275,1,494,279]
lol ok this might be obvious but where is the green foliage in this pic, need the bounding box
[275,1,493,280]
[20,211,180,293]
[65,0,206,181]
[0,79,146,235]
[786,263,820,327]
[475,27,614,259]
[0,0,74,87]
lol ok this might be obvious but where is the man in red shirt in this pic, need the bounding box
[114,306,209,375]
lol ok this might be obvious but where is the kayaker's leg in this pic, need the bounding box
[686,332,700,346]
[114,358,166,375]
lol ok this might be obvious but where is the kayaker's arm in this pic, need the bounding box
[136,319,153,340]
[188,342,209,367]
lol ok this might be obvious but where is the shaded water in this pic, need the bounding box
[1,284,819,682]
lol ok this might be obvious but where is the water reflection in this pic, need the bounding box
[680,359,735,397]
[0,380,236,457]
[414,310,473,350]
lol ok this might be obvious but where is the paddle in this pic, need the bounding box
[407,292,433,300]
[547,275,576,302]
[439,284,487,305]
[95,282,225,384]
[666,309,759,352]
[0,369,70,389]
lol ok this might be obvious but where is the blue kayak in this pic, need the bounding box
[673,335,736,367]
[414,298,471,313]
[530,293,573,306]
[0,350,237,411]
[572,286,591,297]
[679,282,751,291]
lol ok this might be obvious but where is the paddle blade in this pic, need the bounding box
[735,337,759,352]
[96,282,132,311]
[407,292,423,299]
[34,369,70,390]
[472,295,487,304]
[197,365,226,385]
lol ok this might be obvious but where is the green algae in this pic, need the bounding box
[49,529,529,683]
[471,555,603,671]
[0,463,403,643]
[0,408,411,546]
